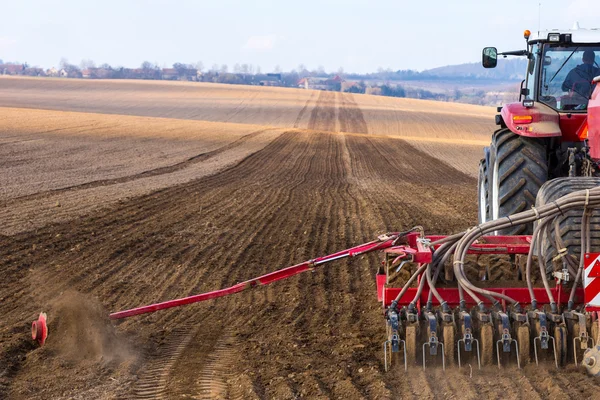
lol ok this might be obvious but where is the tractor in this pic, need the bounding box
[479,25,600,230]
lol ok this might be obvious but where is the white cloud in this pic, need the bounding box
[0,36,17,50]
[243,35,284,52]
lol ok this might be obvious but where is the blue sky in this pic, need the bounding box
[0,0,598,73]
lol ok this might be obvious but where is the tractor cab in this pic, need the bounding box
[477,25,600,239]
[483,26,600,143]
[484,26,600,112]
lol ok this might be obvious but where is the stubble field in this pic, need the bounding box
[0,77,597,399]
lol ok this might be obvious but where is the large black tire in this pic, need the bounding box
[488,129,548,235]
[478,158,490,224]
[535,177,600,275]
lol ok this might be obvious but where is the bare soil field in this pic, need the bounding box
[0,76,318,128]
[1,79,597,399]
[0,107,286,235]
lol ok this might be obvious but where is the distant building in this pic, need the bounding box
[161,67,198,81]
[81,68,113,79]
[298,75,344,91]
[23,67,45,77]
[259,73,282,86]
[59,69,69,77]
[161,68,178,80]
[46,67,59,77]
[0,64,25,75]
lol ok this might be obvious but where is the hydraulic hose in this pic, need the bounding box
[452,187,600,306]
[390,264,428,310]
[570,208,591,307]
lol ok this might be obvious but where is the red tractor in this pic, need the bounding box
[480,26,600,277]
[479,27,600,230]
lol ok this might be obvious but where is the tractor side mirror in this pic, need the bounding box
[482,47,498,68]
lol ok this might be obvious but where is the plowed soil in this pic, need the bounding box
[1,79,598,399]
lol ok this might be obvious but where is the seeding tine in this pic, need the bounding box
[574,334,595,367]
[402,340,408,371]
[457,338,463,368]
[423,340,445,371]
[495,339,502,369]
[573,312,595,367]
[534,332,558,368]
[457,336,481,370]
[473,338,481,369]
[550,336,558,368]
[383,341,390,372]
[401,339,407,371]
[383,337,407,372]
[496,332,520,369]
[422,311,445,370]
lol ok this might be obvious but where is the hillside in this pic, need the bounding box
[421,58,527,80]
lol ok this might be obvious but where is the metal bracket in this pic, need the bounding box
[457,312,481,369]
[496,331,520,369]
[422,312,445,370]
[405,309,419,324]
[531,311,558,368]
[383,311,407,372]
[573,312,595,366]
[494,311,520,369]
[383,335,406,372]
[496,312,513,353]
[474,310,491,323]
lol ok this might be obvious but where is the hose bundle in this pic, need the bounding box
[390,186,600,313]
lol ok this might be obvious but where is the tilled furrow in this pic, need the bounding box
[132,328,195,400]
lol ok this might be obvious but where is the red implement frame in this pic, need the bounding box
[110,233,583,319]
[377,233,583,309]
[110,235,397,319]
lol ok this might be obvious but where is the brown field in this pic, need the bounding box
[0,77,597,399]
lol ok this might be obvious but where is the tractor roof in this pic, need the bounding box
[529,25,600,44]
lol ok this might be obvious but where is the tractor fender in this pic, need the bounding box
[588,82,600,159]
[500,102,561,138]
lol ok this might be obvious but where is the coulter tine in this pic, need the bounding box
[534,334,558,368]
[457,336,481,370]
[574,334,595,367]
[383,341,390,372]
[401,340,407,371]
[423,340,445,371]
[496,331,520,369]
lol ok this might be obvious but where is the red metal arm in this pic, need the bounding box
[109,235,399,319]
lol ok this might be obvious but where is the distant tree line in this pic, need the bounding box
[0,56,521,105]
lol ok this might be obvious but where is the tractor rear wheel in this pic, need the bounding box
[478,158,490,224]
[489,129,547,234]
[535,177,600,275]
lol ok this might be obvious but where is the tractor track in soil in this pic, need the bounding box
[132,326,195,399]
[1,90,599,398]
